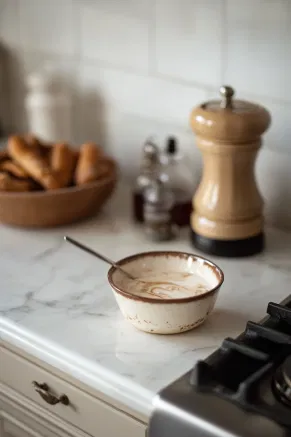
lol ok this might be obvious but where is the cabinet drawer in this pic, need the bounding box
[1,383,91,437]
[0,393,88,437]
[0,346,146,437]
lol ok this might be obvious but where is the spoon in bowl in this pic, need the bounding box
[64,236,136,281]
[64,236,195,300]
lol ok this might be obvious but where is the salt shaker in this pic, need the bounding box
[143,177,175,241]
[25,64,72,143]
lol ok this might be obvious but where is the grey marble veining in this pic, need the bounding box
[1,184,291,418]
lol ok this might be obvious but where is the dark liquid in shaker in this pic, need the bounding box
[133,191,144,222]
[172,199,192,227]
[133,189,192,227]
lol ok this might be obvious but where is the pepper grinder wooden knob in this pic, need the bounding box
[190,86,271,257]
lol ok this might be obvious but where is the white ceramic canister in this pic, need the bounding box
[25,64,71,143]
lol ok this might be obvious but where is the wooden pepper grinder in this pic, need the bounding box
[190,85,271,257]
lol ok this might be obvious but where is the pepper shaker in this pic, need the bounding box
[190,85,271,257]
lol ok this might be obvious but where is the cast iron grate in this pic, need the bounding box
[190,296,291,429]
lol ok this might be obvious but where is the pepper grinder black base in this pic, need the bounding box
[191,230,265,258]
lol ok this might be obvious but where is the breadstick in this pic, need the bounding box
[41,143,53,161]
[23,134,52,162]
[23,134,41,149]
[51,143,77,187]
[0,149,9,164]
[0,172,33,192]
[75,143,103,185]
[7,136,62,190]
[0,160,30,179]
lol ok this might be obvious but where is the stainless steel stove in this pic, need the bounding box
[148,296,291,437]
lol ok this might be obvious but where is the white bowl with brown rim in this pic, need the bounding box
[108,251,224,335]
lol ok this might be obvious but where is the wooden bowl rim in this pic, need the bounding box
[0,174,116,199]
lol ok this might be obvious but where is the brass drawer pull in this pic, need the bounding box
[32,381,69,406]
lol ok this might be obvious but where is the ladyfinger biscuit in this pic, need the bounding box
[0,172,33,192]
[23,134,41,149]
[51,143,77,188]
[75,143,103,185]
[0,149,9,164]
[0,149,10,164]
[0,160,30,179]
[23,134,52,162]
[7,135,62,190]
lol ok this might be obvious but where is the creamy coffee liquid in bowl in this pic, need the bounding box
[112,252,220,301]
[123,271,211,300]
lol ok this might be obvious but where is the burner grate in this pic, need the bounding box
[268,302,291,324]
[222,337,270,361]
[245,321,291,345]
[149,296,291,437]
[190,295,291,430]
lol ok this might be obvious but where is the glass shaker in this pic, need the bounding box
[143,177,175,241]
[133,140,160,223]
[160,136,194,227]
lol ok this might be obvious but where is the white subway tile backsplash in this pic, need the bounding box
[225,0,291,102]
[0,0,19,47]
[155,0,223,86]
[19,0,75,56]
[78,105,202,182]
[77,63,206,175]
[78,64,207,133]
[1,0,291,230]
[79,1,150,71]
[80,0,151,19]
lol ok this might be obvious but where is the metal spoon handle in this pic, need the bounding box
[64,236,134,279]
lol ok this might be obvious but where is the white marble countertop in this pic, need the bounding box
[1,184,291,419]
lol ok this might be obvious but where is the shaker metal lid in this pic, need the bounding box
[190,85,271,142]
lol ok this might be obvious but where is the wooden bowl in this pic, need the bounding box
[0,174,117,228]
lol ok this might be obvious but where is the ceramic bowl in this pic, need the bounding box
[108,251,224,335]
